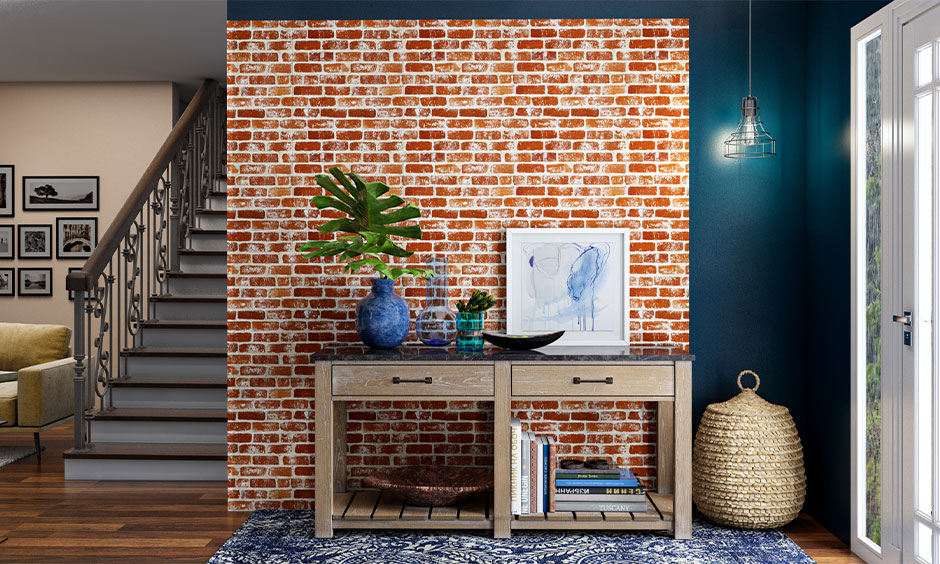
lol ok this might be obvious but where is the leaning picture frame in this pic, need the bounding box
[506,228,629,346]
[23,176,99,211]
[0,165,13,217]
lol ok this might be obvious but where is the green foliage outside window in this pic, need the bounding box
[864,35,882,547]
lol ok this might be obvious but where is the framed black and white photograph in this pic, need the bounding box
[0,225,12,259]
[0,165,13,217]
[23,176,99,211]
[17,224,52,259]
[56,217,97,259]
[0,268,13,296]
[18,268,51,296]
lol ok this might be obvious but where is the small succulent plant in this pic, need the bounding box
[456,289,496,314]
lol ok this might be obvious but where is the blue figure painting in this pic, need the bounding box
[521,242,613,332]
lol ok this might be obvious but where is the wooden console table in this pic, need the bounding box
[312,346,693,539]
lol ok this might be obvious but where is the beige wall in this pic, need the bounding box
[0,82,175,328]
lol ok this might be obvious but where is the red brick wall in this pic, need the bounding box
[226,18,689,511]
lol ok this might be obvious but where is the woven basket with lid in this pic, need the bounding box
[692,370,806,529]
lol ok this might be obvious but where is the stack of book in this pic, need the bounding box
[510,418,557,515]
[554,464,648,513]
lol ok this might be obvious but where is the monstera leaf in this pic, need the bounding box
[298,168,432,280]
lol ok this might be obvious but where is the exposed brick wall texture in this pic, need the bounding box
[227,18,689,510]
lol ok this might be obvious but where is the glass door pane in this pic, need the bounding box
[859,30,884,547]
[914,89,933,522]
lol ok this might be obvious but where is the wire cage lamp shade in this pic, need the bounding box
[724,0,776,159]
[724,95,776,158]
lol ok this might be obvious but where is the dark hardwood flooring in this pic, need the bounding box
[0,423,861,563]
[0,424,246,563]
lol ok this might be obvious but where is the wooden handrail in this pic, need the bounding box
[66,79,219,292]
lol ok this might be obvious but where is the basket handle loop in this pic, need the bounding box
[737,370,760,392]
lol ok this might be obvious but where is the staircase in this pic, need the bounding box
[63,81,227,481]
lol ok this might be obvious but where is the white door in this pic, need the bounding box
[901,4,940,563]
[853,2,940,562]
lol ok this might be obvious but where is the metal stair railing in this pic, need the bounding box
[66,79,225,452]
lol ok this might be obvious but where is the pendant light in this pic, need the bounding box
[724,0,776,158]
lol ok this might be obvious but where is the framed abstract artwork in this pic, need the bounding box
[23,176,99,211]
[56,217,98,259]
[17,224,52,259]
[506,228,629,346]
[0,165,13,217]
[18,268,52,297]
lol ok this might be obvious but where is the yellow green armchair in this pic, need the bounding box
[0,322,75,461]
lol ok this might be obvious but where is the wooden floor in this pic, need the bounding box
[0,423,861,563]
[0,424,247,563]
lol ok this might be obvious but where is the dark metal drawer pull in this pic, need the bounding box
[392,376,433,384]
[572,377,614,385]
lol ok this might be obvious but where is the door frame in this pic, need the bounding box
[899,2,940,562]
[851,1,940,562]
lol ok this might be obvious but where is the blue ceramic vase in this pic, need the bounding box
[356,278,410,349]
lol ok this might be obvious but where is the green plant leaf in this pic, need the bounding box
[311,195,355,216]
[299,167,429,280]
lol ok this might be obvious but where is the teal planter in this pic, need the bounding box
[456,312,484,351]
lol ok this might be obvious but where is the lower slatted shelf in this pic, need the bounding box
[510,493,674,530]
[332,491,674,532]
[333,491,493,529]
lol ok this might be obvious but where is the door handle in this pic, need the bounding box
[893,311,913,326]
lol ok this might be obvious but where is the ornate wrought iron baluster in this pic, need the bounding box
[72,288,87,451]
[123,223,143,341]
[92,274,113,409]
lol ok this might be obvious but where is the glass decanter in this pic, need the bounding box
[415,256,457,346]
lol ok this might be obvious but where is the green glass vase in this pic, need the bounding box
[456,312,484,351]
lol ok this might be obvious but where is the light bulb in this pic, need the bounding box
[742,117,759,146]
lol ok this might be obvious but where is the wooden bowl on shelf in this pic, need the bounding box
[363,466,493,506]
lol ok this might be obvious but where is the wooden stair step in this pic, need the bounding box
[111,376,227,389]
[178,249,225,256]
[121,347,226,358]
[166,271,226,279]
[150,294,226,303]
[63,442,226,460]
[91,408,227,422]
[139,320,227,329]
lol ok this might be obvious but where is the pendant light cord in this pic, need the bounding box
[748,0,752,97]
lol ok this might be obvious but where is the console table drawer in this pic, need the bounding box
[332,365,494,396]
[511,365,674,397]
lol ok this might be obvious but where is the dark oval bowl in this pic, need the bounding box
[363,466,493,506]
[482,330,565,350]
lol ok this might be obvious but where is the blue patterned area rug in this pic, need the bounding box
[208,511,815,564]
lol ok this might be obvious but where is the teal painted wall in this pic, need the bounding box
[230,0,887,544]
[803,0,888,543]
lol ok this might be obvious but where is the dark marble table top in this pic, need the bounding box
[310,344,693,362]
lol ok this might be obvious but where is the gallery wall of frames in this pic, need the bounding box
[0,167,99,297]
[0,82,178,325]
